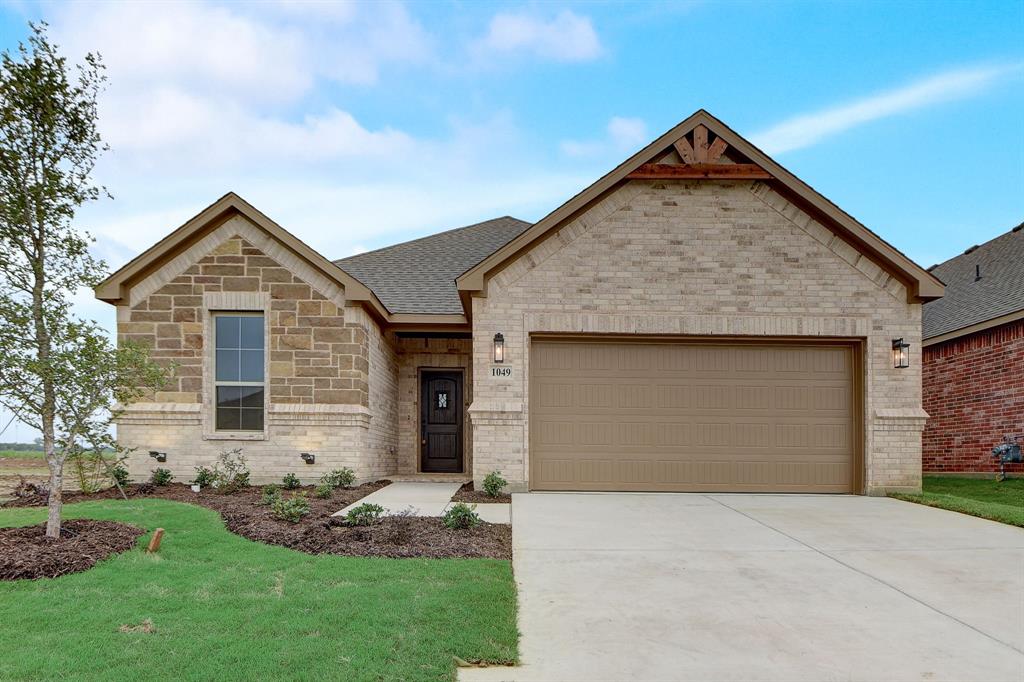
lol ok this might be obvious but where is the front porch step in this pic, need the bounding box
[387,473,471,484]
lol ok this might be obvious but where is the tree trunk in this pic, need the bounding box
[45,453,63,538]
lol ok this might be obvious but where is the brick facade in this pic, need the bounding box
[923,319,1024,474]
[115,214,400,485]
[121,234,369,407]
[112,180,929,494]
[470,180,926,494]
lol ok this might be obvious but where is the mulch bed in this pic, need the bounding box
[451,482,512,504]
[0,519,144,580]
[3,480,512,560]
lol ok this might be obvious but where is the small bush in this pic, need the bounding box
[314,483,333,499]
[271,492,310,523]
[150,468,173,486]
[210,449,250,494]
[344,502,385,527]
[282,472,301,489]
[442,502,480,530]
[192,466,215,488]
[384,506,417,545]
[482,471,508,498]
[110,463,130,488]
[259,484,281,506]
[442,501,481,528]
[320,468,355,489]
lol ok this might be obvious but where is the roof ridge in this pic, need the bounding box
[930,220,1024,270]
[334,215,530,264]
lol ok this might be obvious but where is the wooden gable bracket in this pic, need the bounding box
[638,124,766,179]
[627,163,770,180]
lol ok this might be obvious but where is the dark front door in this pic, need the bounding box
[420,370,463,473]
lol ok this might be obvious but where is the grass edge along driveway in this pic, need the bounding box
[890,475,1024,528]
[0,498,518,682]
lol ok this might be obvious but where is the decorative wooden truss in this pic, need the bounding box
[626,124,770,180]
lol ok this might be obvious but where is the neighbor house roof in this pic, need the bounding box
[457,109,944,304]
[334,216,531,315]
[923,223,1024,344]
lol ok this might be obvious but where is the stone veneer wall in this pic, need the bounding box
[394,337,473,475]
[115,214,399,484]
[470,180,926,494]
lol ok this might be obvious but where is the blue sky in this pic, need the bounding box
[0,1,1021,440]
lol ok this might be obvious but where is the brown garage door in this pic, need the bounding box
[530,338,858,493]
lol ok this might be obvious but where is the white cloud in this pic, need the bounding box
[752,63,1022,154]
[607,116,648,149]
[561,116,648,157]
[475,10,601,62]
[53,2,312,103]
[20,0,597,310]
[50,0,434,96]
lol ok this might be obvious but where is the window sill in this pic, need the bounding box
[203,431,267,441]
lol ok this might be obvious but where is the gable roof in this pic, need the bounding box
[923,223,1024,343]
[94,192,390,320]
[456,109,944,304]
[334,216,530,315]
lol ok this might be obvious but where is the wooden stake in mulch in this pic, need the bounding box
[146,528,164,553]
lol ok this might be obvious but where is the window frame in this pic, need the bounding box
[210,310,267,437]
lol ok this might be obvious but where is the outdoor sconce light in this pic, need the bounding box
[892,338,910,369]
[149,450,167,463]
[493,333,505,363]
[300,452,315,465]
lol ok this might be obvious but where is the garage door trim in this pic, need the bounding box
[528,334,865,494]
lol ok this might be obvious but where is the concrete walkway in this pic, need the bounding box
[333,481,511,523]
[461,492,1024,682]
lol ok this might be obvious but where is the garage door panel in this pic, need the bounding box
[530,340,857,493]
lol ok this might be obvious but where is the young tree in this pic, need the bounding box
[0,24,169,537]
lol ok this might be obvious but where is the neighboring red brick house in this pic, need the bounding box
[922,223,1024,474]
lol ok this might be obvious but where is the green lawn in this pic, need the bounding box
[890,476,1024,527]
[0,449,115,460]
[0,499,518,681]
[0,449,46,460]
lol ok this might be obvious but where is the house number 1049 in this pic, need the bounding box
[491,367,512,377]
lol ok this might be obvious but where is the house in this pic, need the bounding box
[922,224,1024,475]
[95,110,943,494]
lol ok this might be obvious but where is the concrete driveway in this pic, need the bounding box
[461,493,1024,682]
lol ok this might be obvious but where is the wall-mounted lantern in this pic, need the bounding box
[300,452,315,465]
[493,333,505,363]
[891,338,910,369]
[149,450,167,463]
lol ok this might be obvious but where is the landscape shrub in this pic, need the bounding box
[110,463,130,488]
[320,468,355,489]
[442,503,480,530]
[259,484,281,506]
[384,507,416,545]
[314,483,333,499]
[192,466,215,488]
[282,472,301,489]
[482,471,508,498]
[344,502,385,527]
[150,468,173,486]
[270,492,310,524]
[210,449,250,493]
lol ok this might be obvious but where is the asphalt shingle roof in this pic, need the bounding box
[334,216,531,315]
[923,223,1024,339]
